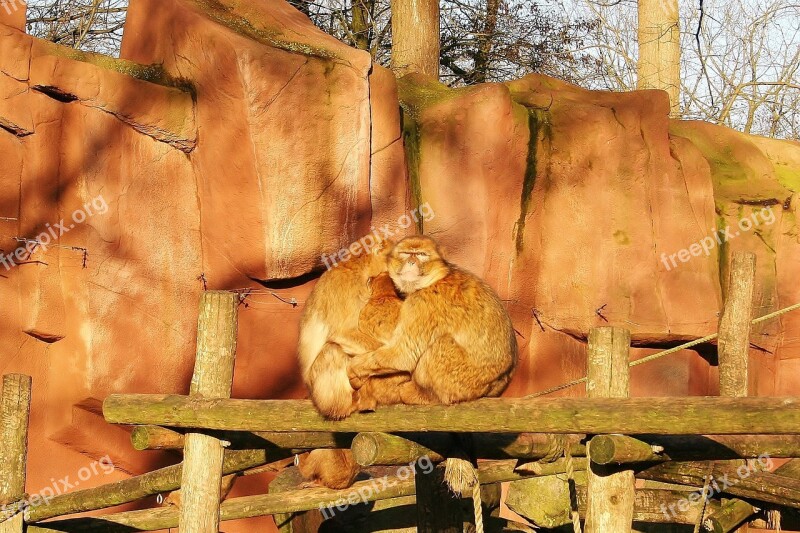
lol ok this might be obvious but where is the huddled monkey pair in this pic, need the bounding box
[296,235,518,488]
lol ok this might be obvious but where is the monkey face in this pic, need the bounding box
[388,235,448,294]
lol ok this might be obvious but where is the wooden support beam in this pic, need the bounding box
[26,460,525,532]
[590,434,800,464]
[716,253,756,533]
[26,450,270,522]
[718,251,756,398]
[350,432,586,466]
[130,425,355,451]
[415,464,463,532]
[103,395,800,435]
[179,291,238,533]
[585,326,635,533]
[639,460,800,509]
[0,374,31,533]
[704,499,757,533]
[588,435,663,464]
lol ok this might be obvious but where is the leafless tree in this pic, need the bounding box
[575,0,800,139]
[25,0,127,55]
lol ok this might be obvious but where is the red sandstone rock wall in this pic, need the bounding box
[0,0,798,529]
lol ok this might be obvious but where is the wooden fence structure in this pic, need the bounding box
[2,250,800,532]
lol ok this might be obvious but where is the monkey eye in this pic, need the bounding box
[417,253,429,260]
[398,252,411,259]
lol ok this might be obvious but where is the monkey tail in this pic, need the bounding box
[307,342,356,420]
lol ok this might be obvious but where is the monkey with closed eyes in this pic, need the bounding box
[348,235,517,404]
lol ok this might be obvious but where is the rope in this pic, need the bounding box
[694,466,714,533]
[472,481,484,533]
[565,448,582,533]
[527,301,800,398]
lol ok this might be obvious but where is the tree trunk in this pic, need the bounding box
[637,0,680,116]
[352,0,374,53]
[391,0,440,78]
[472,0,499,83]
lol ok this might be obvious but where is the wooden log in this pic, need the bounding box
[130,425,355,451]
[585,327,635,533]
[27,460,527,532]
[352,432,445,466]
[351,432,586,466]
[516,457,589,476]
[776,459,800,479]
[718,251,756,398]
[179,291,238,533]
[591,434,800,463]
[415,463,463,532]
[639,460,800,508]
[0,374,31,533]
[508,478,722,528]
[717,255,756,533]
[26,450,270,522]
[704,499,757,533]
[103,395,800,435]
[589,435,663,464]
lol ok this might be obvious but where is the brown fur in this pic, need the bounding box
[298,240,394,420]
[296,449,360,490]
[348,235,517,404]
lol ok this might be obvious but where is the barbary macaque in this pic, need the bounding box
[348,235,518,403]
[298,240,395,420]
[297,271,412,489]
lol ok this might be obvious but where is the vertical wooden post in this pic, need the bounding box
[718,251,756,397]
[415,464,463,532]
[0,374,32,533]
[390,0,440,78]
[179,292,238,533]
[585,327,635,533]
[716,251,756,532]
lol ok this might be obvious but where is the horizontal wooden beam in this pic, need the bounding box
[27,461,526,532]
[130,425,355,451]
[639,460,800,509]
[25,450,271,522]
[103,394,800,435]
[589,434,800,464]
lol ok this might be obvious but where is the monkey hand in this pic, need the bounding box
[347,354,372,389]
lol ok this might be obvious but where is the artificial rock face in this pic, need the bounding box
[0,0,798,529]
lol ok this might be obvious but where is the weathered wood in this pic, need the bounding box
[516,457,589,476]
[585,327,635,533]
[130,425,355,451]
[776,458,800,478]
[26,450,270,522]
[0,374,31,533]
[718,251,756,398]
[351,432,586,466]
[391,0,439,77]
[415,463,462,532]
[508,476,721,528]
[27,460,527,532]
[180,291,238,533]
[103,395,800,435]
[352,432,445,466]
[270,468,324,533]
[717,256,756,533]
[592,434,800,463]
[704,499,757,533]
[589,435,664,464]
[639,460,800,508]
